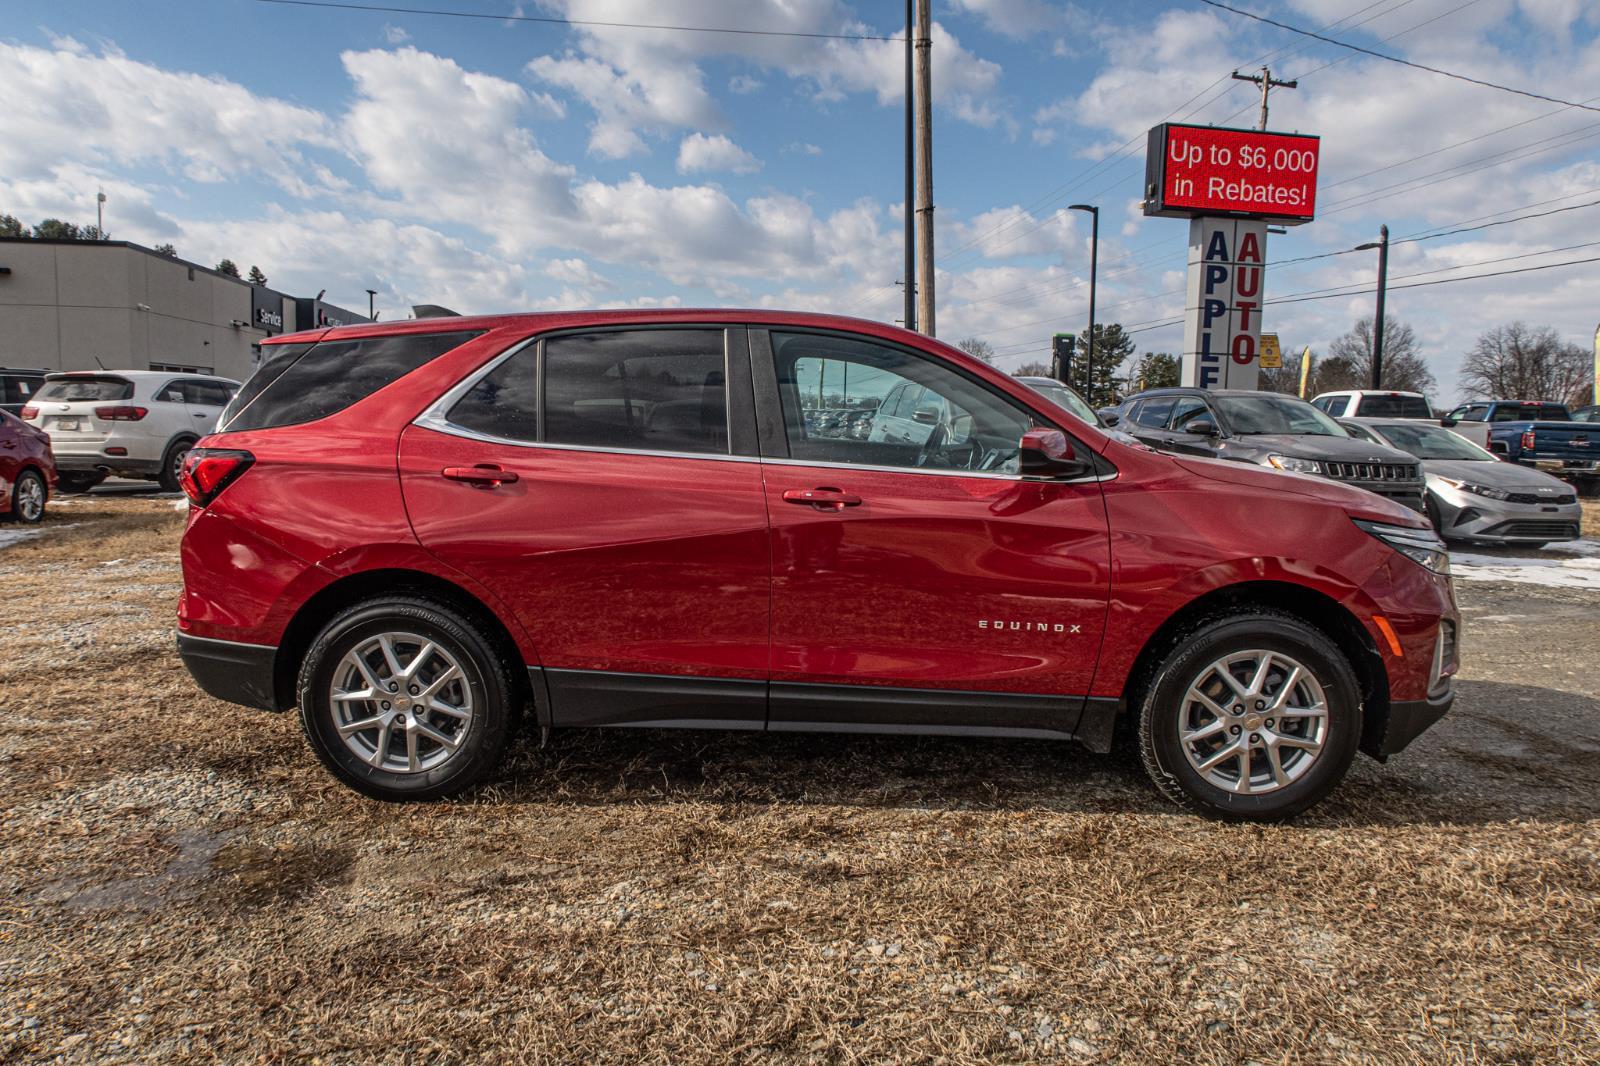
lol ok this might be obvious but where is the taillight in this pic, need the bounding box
[1521,429,1536,452]
[95,405,149,421]
[180,448,255,507]
[19,405,38,420]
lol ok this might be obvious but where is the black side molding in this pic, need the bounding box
[545,669,765,730]
[177,634,280,711]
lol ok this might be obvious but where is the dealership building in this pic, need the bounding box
[0,238,371,383]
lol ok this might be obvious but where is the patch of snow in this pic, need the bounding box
[170,499,191,512]
[0,522,81,550]
[1451,550,1600,590]
[1546,538,1600,557]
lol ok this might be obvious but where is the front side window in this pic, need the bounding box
[1169,397,1212,432]
[772,331,1034,473]
[543,330,728,455]
[1131,396,1175,428]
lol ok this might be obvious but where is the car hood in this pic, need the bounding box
[1173,454,1427,525]
[1223,433,1416,463]
[1424,458,1574,491]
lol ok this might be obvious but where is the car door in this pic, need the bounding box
[753,327,1111,736]
[1160,395,1224,457]
[179,379,232,434]
[398,325,772,728]
[1123,396,1175,450]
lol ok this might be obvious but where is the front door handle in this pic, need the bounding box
[782,487,862,511]
[442,464,519,487]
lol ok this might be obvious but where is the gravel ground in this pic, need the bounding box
[1,496,1597,1064]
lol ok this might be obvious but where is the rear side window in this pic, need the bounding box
[3,376,41,404]
[37,375,133,402]
[224,332,483,432]
[447,346,539,442]
[179,380,233,407]
[1357,395,1431,418]
[543,330,728,455]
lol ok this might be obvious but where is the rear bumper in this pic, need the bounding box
[177,633,281,711]
[54,454,162,476]
[1366,683,1454,759]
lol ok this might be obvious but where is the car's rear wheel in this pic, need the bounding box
[1137,612,1362,821]
[8,469,47,524]
[57,471,106,494]
[158,438,195,493]
[298,596,517,801]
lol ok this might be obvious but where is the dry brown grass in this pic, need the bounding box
[2,497,1598,1063]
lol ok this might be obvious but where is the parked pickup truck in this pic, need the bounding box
[1439,400,1598,487]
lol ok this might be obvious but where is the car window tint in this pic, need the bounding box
[219,343,315,427]
[37,376,134,402]
[1358,395,1431,418]
[159,383,189,403]
[447,345,539,442]
[180,380,228,405]
[1169,397,1210,432]
[771,331,1033,474]
[1131,397,1174,428]
[225,332,483,432]
[543,330,728,455]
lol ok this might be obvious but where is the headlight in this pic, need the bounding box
[1268,454,1323,474]
[1436,477,1511,501]
[1353,518,1451,575]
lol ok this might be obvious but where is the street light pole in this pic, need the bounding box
[1357,225,1389,388]
[1069,204,1099,404]
[366,288,377,320]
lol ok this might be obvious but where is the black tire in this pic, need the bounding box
[297,596,518,801]
[56,471,106,495]
[1137,611,1362,822]
[158,438,195,493]
[7,468,47,524]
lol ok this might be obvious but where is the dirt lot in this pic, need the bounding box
[2,495,1598,1063]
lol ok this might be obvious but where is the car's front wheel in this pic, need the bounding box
[298,596,517,801]
[7,469,47,524]
[1137,612,1362,821]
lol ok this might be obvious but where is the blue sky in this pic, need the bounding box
[3,0,1598,401]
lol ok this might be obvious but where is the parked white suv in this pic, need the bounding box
[1310,390,1433,419]
[21,371,239,492]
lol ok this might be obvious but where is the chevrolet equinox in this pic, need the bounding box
[176,311,1458,820]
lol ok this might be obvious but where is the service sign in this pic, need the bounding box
[1144,123,1320,224]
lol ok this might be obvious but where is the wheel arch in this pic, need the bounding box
[1116,580,1389,754]
[272,568,534,721]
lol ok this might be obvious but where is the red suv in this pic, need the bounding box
[177,311,1458,819]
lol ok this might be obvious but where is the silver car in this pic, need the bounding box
[1342,418,1581,547]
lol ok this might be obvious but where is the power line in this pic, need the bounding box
[1194,0,1600,114]
[248,0,904,40]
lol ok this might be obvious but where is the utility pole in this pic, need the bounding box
[1231,66,1297,130]
[1069,204,1099,404]
[903,0,916,333]
[913,0,935,336]
[96,189,106,238]
[1357,226,1390,388]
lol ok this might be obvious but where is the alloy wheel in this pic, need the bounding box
[329,631,475,774]
[16,475,44,522]
[1178,650,1328,795]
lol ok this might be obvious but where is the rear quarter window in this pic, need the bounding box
[1357,395,1431,418]
[37,376,134,402]
[223,331,484,432]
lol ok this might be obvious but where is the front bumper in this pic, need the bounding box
[1367,684,1455,758]
[1431,486,1582,544]
[177,633,281,711]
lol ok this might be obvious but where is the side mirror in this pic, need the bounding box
[1440,417,1458,427]
[912,407,938,425]
[1101,412,1121,426]
[1185,418,1220,437]
[1019,428,1092,479]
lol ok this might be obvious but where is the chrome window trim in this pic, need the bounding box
[415,334,1113,484]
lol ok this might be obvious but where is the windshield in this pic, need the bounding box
[37,376,134,402]
[1026,382,1099,425]
[1368,422,1496,461]
[1212,394,1347,436]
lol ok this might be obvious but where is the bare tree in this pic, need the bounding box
[955,337,995,364]
[1013,362,1052,377]
[1460,322,1593,403]
[1327,317,1437,396]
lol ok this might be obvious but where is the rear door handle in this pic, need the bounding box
[782,487,862,511]
[442,464,519,487]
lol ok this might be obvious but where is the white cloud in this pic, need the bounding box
[381,23,410,44]
[947,0,1080,39]
[728,74,763,94]
[676,132,762,175]
[0,40,335,194]
[784,142,824,156]
[528,50,721,159]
